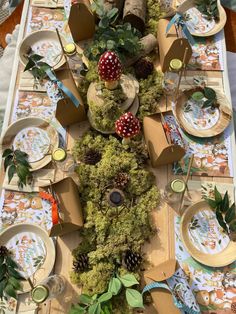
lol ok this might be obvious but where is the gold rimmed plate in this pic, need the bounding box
[19,30,66,70]
[173,87,232,138]
[1,117,59,171]
[180,200,236,267]
[0,223,55,293]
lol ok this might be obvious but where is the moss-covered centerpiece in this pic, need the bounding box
[87,51,139,133]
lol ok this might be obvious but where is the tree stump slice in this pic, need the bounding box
[123,0,146,33]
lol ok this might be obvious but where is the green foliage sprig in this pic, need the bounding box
[196,0,219,21]
[205,187,236,240]
[24,53,51,81]
[2,148,32,189]
[70,273,143,314]
[85,0,141,62]
[0,246,25,300]
[191,87,218,109]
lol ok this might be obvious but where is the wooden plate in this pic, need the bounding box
[1,117,59,171]
[19,30,66,70]
[180,200,236,267]
[177,0,226,37]
[173,87,232,137]
[0,223,55,293]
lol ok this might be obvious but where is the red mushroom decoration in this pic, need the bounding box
[98,51,122,90]
[115,112,140,144]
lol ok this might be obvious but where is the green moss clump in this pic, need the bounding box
[71,133,160,296]
[88,84,127,132]
[145,0,163,36]
[138,71,163,120]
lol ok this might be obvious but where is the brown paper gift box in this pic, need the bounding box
[144,259,181,314]
[40,177,84,237]
[157,18,192,72]
[143,114,185,167]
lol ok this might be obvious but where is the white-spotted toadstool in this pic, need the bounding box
[115,112,140,144]
[98,51,122,90]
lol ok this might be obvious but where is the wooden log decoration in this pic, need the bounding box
[103,0,125,14]
[124,34,157,67]
[123,0,146,34]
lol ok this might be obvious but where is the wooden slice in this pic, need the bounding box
[88,94,140,134]
[87,74,136,111]
[177,0,226,37]
[173,87,232,138]
[0,223,55,293]
[180,200,236,267]
[19,30,66,70]
[1,117,59,171]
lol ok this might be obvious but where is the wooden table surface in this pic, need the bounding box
[0,1,235,313]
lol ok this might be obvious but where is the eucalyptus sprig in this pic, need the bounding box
[70,273,144,314]
[2,148,32,189]
[0,246,25,300]
[195,0,219,21]
[205,187,236,240]
[24,53,51,82]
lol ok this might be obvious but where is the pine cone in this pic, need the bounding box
[73,253,89,273]
[0,246,9,257]
[232,302,236,313]
[113,172,129,190]
[124,250,142,271]
[83,149,101,165]
[134,58,154,79]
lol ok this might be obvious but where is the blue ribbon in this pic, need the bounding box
[46,69,80,108]
[143,282,200,314]
[166,13,195,45]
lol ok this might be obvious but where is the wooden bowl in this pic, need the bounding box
[180,200,236,267]
[19,30,66,70]
[1,117,59,171]
[173,87,232,138]
[177,0,226,37]
[0,223,55,293]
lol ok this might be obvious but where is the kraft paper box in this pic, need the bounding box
[157,18,192,72]
[144,259,181,314]
[143,114,185,167]
[68,0,95,42]
[56,68,87,127]
[40,177,84,237]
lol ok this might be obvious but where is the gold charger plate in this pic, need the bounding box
[173,87,232,138]
[19,30,66,70]
[1,117,59,171]
[0,223,55,293]
[180,200,236,267]
[176,0,226,37]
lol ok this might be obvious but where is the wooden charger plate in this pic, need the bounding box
[180,200,236,267]
[19,30,66,70]
[176,0,226,37]
[0,223,55,293]
[1,117,59,171]
[173,87,232,138]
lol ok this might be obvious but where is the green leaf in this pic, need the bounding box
[88,303,101,314]
[2,148,13,158]
[204,87,216,100]
[108,278,122,295]
[0,278,7,298]
[106,40,115,50]
[4,155,13,172]
[202,99,213,108]
[8,164,16,183]
[0,256,4,266]
[5,284,17,299]
[8,277,21,291]
[79,294,92,305]
[92,294,98,301]
[24,59,35,72]
[0,265,6,281]
[98,292,112,303]
[125,288,144,308]
[206,198,217,209]
[118,274,139,288]
[6,256,19,269]
[225,203,235,223]
[8,267,25,280]
[221,191,229,212]
[69,304,86,314]
[31,54,44,62]
[214,186,222,204]
[216,209,227,232]
[229,220,236,232]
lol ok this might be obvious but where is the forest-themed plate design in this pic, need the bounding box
[13,127,50,163]
[184,8,215,34]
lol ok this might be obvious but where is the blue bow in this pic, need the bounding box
[46,69,80,108]
[143,282,201,314]
[166,13,195,46]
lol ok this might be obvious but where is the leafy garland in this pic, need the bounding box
[71,133,159,312]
